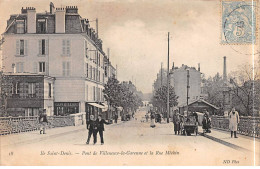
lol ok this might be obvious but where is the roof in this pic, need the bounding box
[178,99,219,110]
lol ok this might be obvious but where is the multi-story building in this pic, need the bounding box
[1,2,116,118]
[170,64,201,106]
[152,63,202,108]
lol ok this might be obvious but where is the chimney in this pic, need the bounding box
[223,56,227,82]
[50,2,55,14]
[65,6,78,14]
[55,8,65,33]
[198,63,200,72]
[27,7,36,33]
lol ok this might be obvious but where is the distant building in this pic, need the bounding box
[170,64,201,106]
[153,63,202,108]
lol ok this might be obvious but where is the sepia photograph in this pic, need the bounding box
[0,0,259,166]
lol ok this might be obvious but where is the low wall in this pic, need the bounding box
[211,115,260,138]
[0,114,81,135]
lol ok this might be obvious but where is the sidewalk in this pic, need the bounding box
[198,127,260,153]
[0,118,124,148]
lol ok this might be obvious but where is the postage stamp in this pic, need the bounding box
[221,0,257,44]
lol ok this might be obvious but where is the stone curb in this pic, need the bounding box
[198,131,251,153]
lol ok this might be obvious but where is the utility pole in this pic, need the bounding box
[187,69,190,115]
[107,48,110,78]
[161,62,163,86]
[167,32,170,123]
[96,18,98,39]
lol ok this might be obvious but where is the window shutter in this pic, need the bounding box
[45,62,49,75]
[16,40,20,55]
[45,39,49,55]
[24,40,28,55]
[67,62,70,76]
[62,40,66,55]
[21,62,24,72]
[66,40,70,55]
[33,62,38,73]
[62,62,66,76]
[38,40,42,55]
[16,63,20,73]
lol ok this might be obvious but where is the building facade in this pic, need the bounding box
[153,63,202,108]
[1,3,116,118]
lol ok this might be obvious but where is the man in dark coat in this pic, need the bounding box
[95,114,110,145]
[173,113,181,135]
[86,115,97,144]
[39,109,48,134]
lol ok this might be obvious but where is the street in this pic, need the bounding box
[0,109,256,166]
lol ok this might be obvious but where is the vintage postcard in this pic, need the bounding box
[0,0,259,166]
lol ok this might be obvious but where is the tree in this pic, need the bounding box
[103,75,121,108]
[152,85,178,112]
[0,71,12,117]
[229,63,260,116]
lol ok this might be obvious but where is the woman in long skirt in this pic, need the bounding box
[150,113,156,128]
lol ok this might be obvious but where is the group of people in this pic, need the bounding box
[86,114,111,145]
[171,107,240,138]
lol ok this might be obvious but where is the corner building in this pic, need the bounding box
[2,3,114,118]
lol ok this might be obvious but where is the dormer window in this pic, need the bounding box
[16,20,25,34]
[37,19,47,33]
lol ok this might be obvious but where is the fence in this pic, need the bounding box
[211,116,260,138]
[0,115,75,135]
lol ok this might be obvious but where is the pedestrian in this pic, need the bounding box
[39,109,48,134]
[229,107,240,138]
[202,109,211,133]
[114,113,118,123]
[150,113,156,128]
[86,115,97,144]
[173,113,181,135]
[95,114,110,145]
[145,113,149,122]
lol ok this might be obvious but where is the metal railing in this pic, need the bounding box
[0,115,74,135]
[211,115,260,138]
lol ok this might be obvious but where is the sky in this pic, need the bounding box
[0,0,259,93]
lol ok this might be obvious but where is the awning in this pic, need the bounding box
[101,103,108,112]
[88,103,105,109]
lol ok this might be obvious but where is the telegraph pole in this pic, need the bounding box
[96,18,98,38]
[167,32,170,123]
[161,62,163,86]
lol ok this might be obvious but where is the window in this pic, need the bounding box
[16,39,27,56]
[39,39,48,55]
[93,86,96,101]
[93,68,96,80]
[37,19,46,33]
[62,61,70,76]
[48,83,51,98]
[62,40,71,56]
[16,62,24,73]
[86,63,88,78]
[90,65,92,79]
[85,41,88,58]
[39,62,45,73]
[20,40,24,55]
[16,20,25,34]
[28,83,36,95]
[12,82,20,95]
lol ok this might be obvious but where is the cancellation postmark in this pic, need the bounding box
[221,0,257,45]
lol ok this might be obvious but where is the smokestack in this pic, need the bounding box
[223,56,227,82]
[198,63,200,72]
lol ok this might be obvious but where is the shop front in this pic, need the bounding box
[85,102,105,121]
[54,102,79,116]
